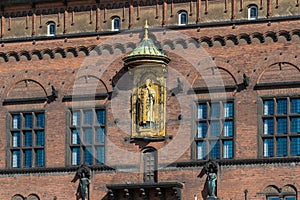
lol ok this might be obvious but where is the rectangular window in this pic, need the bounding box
[277,137,287,156]
[291,137,300,156]
[223,140,233,159]
[261,97,300,158]
[263,138,274,157]
[9,112,45,168]
[196,100,234,160]
[197,141,206,160]
[69,108,106,165]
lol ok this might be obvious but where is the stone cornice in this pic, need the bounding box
[0,27,297,63]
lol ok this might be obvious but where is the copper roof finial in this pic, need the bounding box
[144,20,149,40]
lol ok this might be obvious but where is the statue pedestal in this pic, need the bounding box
[206,196,219,200]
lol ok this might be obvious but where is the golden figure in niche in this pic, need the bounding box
[138,79,157,128]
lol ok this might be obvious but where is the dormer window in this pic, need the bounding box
[178,11,188,25]
[47,22,56,36]
[111,17,120,31]
[248,5,258,20]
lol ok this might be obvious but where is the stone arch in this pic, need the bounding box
[27,194,40,200]
[264,31,278,42]
[251,32,265,43]
[60,68,112,98]
[187,38,200,48]
[174,38,188,49]
[31,50,43,60]
[19,50,32,61]
[77,46,90,56]
[212,35,226,46]
[66,47,78,57]
[101,44,114,55]
[2,72,52,100]
[192,58,240,89]
[200,36,213,47]
[53,47,66,58]
[7,51,20,62]
[226,34,239,45]
[42,49,55,59]
[0,52,9,62]
[238,33,251,44]
[264,185,280,196]
[11,194,25,200]
[113,43,126,54]
[250,53,300,89]
[162,39,175,50]
[278,30,291,41]
[282,184,297,196]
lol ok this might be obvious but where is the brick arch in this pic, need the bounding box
[2,72,52,100]
[250,53,300,89]
[60,68,112,98]
[191,58,240,88]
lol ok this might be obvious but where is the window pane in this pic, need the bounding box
[36,149,45,167]
[84,110,93,125]
[72,129,81,144]
[24,131,32,146]
[268,197,280,200]
[211,121,220,137]
[36,113,45,128]
[84,147,93,165]
[263,138,274,157]
[72,111,81,126]
[285,196,296,200]
[71,147,80,165]
[24,114,33,128]
[113,18,120,30]
[223,140,233,159]
[277,118,287,134]
[198,104,207,119]
[291,98,300,114]
[49,24,56,34]
[12,114,21,129]
[96,110,105,124]
[24,149,32,167]
[197,122,207,138]
[96,128,105,143]
[197,141,206,160]
[291,137,300,156]
[84,128,93,144]
[224,120,233,137]
[96,146,105,164]
[263,119,274,135]
[210,141,220,159]
[180,12,187,24]
[12,150,20,168]
[264,100,274,115]
[224,102,233,117]
[36,131,45,146]
[12,132,20,147]
[250,7,257,18]
[277,137,287,156]
[277,99,287,114]
[291,117,300,133]
[211,103,220,118]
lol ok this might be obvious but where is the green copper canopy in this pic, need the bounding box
[123,20,170,66]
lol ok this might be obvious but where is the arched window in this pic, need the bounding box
[111,17,120,31]
[142,148,157,183]
[248,5,258,20]
[47,22,56,36]
[178,11,188,25]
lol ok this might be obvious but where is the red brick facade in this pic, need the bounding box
[0,0,300,200]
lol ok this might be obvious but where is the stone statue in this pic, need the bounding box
[198,161,219,200]
[71,165,91,200]
[138,79,156,128]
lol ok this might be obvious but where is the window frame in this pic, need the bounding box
[259,96,300,158]
[178,10,188,25]
[8,111,46,168]
[47,21,56,36]
[194,99,235,160]
[67,106,106,166]
[111,16,120,31]
[248,5,258,20]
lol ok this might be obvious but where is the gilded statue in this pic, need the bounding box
[138,79,157,128]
